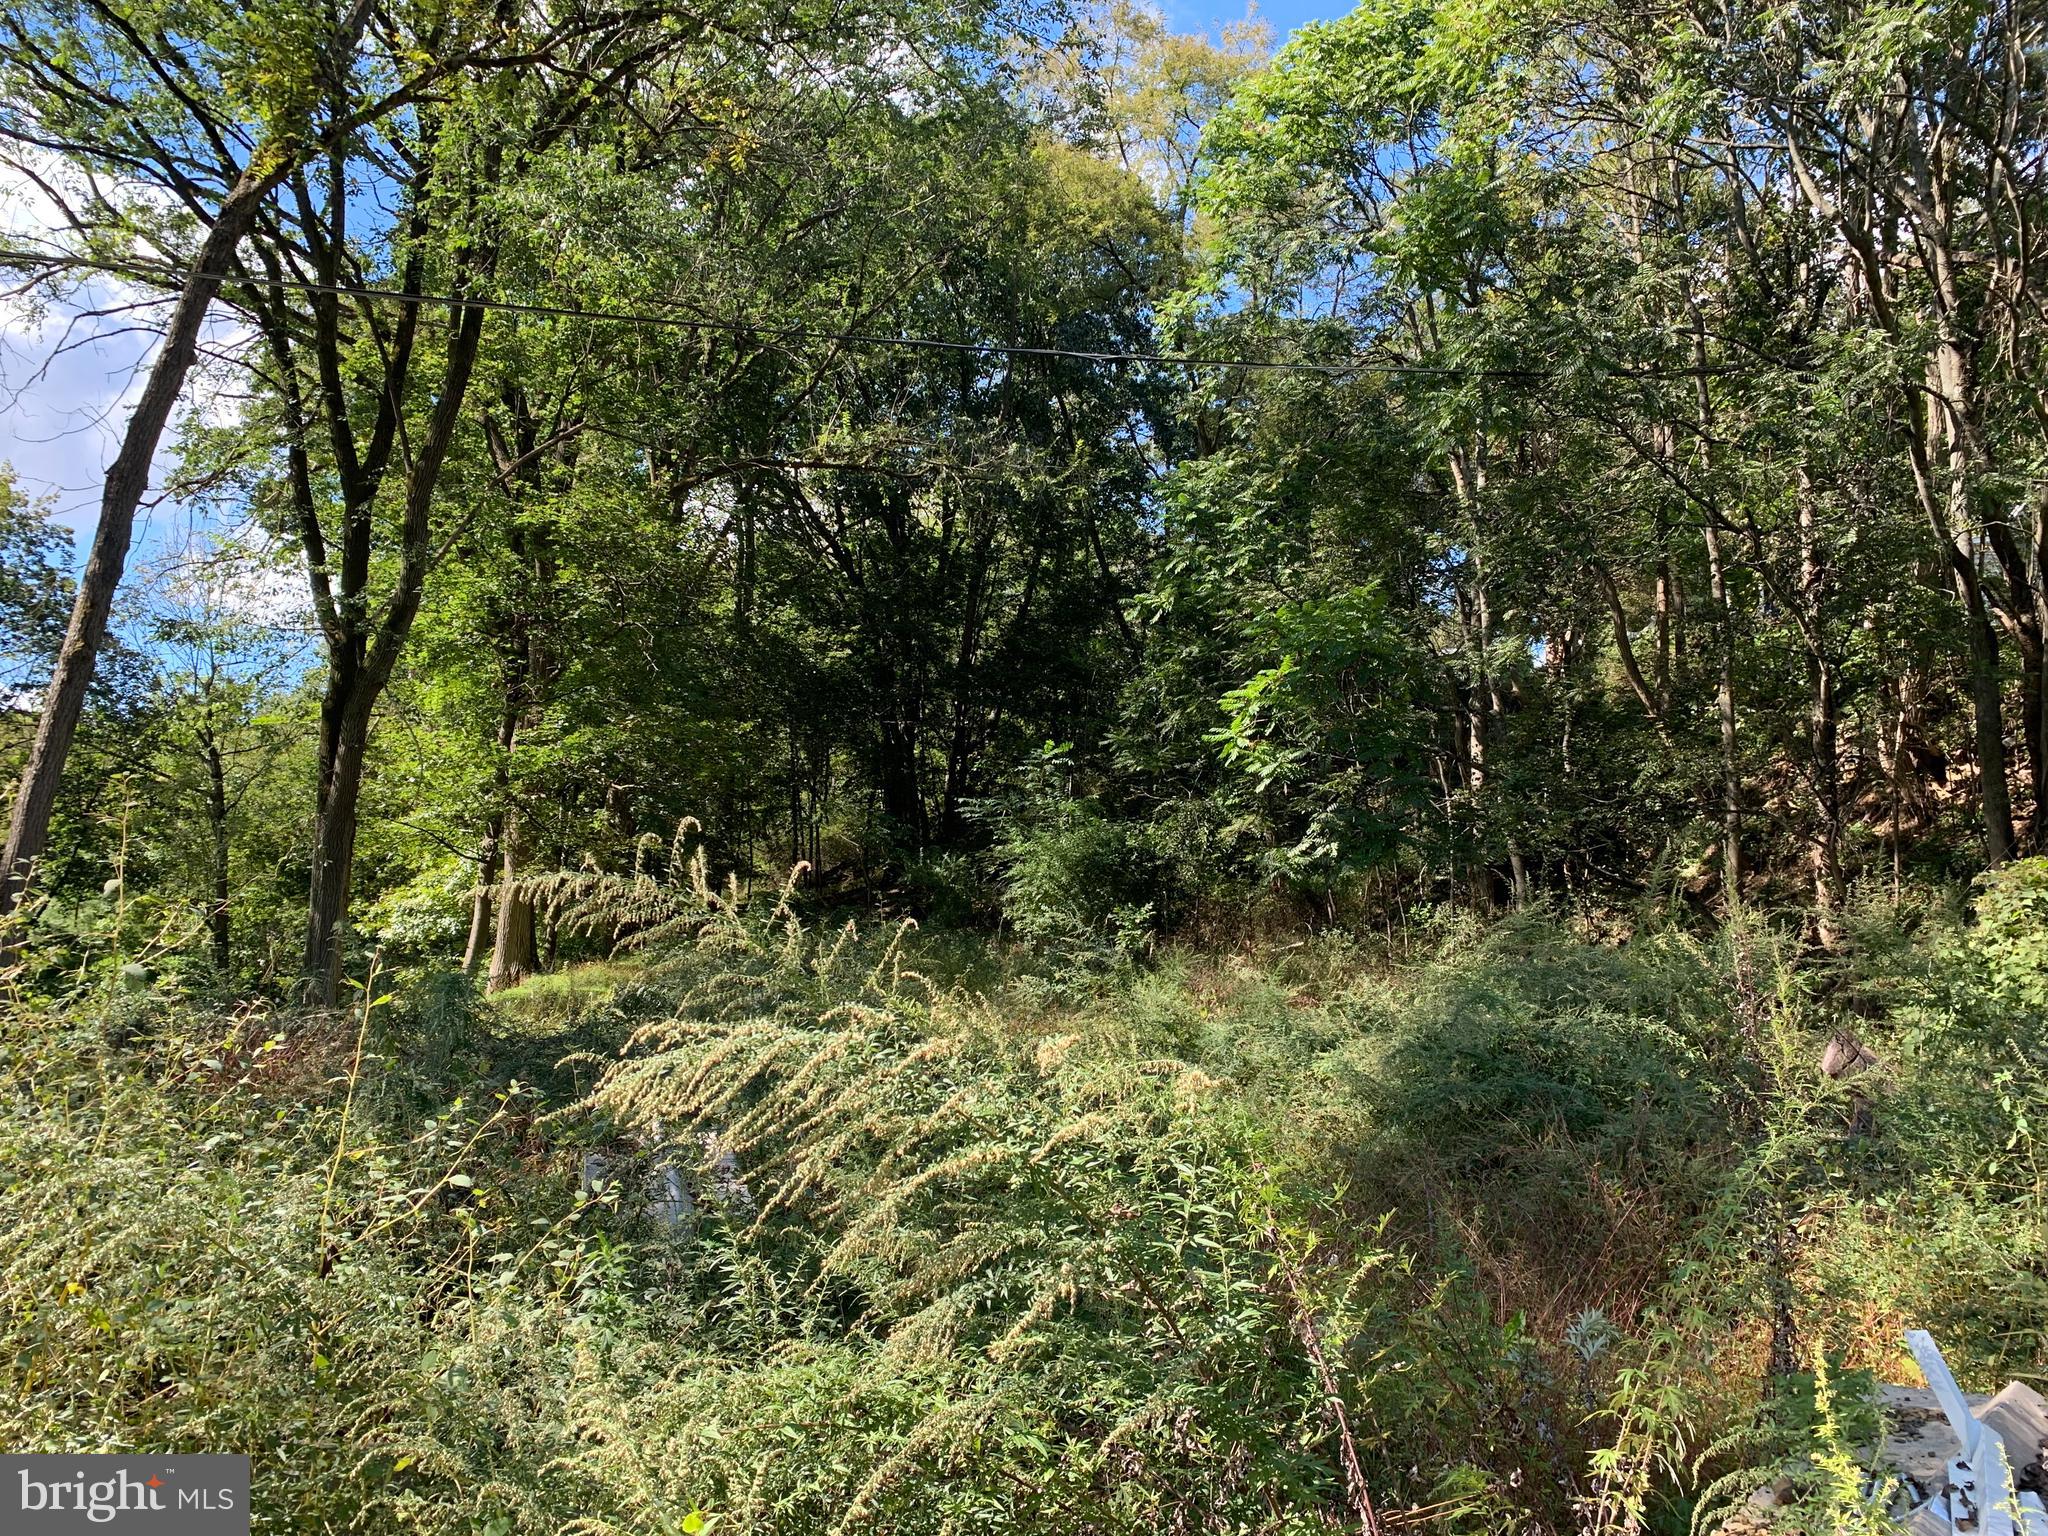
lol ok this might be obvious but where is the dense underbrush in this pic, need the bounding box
[1,876,2043,1533]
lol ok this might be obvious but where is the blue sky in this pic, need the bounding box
[0,277,245,571]
[0,291,157,539]
[1169,0,1341,40]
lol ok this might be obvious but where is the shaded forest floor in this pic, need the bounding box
[2,885,2043,1534]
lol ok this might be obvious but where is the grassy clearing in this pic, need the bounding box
[0,885,2042,1533]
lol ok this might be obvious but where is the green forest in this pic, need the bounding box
[0,0,2045,1527]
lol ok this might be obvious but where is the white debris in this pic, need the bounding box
[1718,1334,2047,1535]
[578,1118,752,1235]
[1900,1331,2048,1536]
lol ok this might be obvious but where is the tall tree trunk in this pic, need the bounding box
[1932,348,2018,865]
[1797,479,1845,942]
[1506,846,1531,909]
[299,297,489,1000]
[1445,446,1505,913]
[1703,521,1742,903]
[1959,583,2017,865]
[487,812,538,993]
[298,239,491,1001]
[1481,599,1532,910]
[788,726,805,872]
[1462,680,1496,915]
[878,718,922,850]
[1595,562,1667,731]
[1806,651,1845,939]
[477,381,561,989]
[2017,617,2046,852]
[463,697,519,973]
[1678,299,1742,906]
[2033,490,2048,856]
[874,658,924,852]
[304,686,373,1002]
[1653,554,1674,694]
[460,826,497,975]
[204,729,232,975]
[0,166,283,923]
[939,530,992,840]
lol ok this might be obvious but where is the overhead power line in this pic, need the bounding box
[0,247,1758,381]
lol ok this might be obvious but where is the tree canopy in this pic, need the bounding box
[5,0,2046,978]
[4,0,2048,1530]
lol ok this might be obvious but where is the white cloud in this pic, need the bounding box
[139,515,314,635]
[1,158,259,560]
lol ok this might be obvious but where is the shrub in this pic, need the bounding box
[3,881,2043,1534]
[974,743,1162,964]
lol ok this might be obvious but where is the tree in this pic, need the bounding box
[0,464,73,699]
[220,0,730,999]
[133,538,308,976]
[0,0,526,923]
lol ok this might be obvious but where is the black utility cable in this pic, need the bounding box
[0,247,1757,381]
